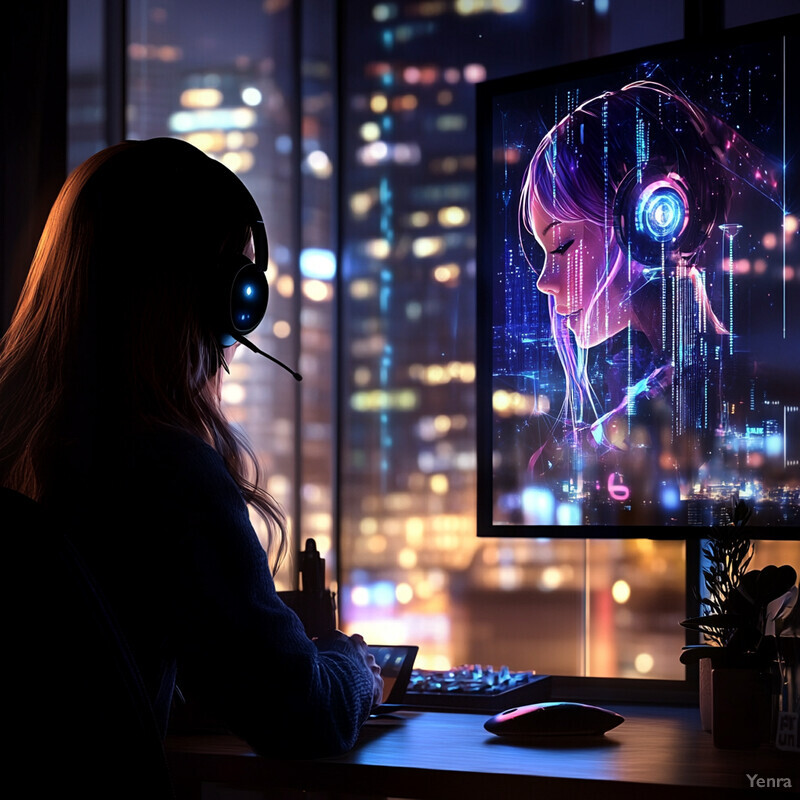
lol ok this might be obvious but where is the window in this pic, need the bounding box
[336,1,690,678]
[67,0,797,682]
[68,0,332,589]
[335,2,797,679]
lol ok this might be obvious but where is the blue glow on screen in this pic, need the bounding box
[661,485,680,509]
[522,486,555,525]
[766,434,783,457]
[556,503,581,525]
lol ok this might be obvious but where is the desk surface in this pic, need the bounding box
[166,705,798,799]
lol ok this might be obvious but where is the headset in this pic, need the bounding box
[130,138,302,380]
[609,84,738,270]
[613,166,706,269]
[207,158,302,382]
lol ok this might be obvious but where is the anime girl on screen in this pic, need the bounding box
[513,80,785,526]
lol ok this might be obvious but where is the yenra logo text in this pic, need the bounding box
[746,774,793,789]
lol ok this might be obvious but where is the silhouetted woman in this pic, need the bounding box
[0,138,382,791]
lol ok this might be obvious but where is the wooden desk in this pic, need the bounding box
[166,705,798,799]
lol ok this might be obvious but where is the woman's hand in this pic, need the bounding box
[315,630,384,708]
[348,633,384,708]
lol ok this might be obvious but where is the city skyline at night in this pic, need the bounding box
[64,1,797,679]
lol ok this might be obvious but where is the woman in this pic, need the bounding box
[516,80,781,519]
[0,138,382,771]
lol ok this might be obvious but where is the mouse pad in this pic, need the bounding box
[368,644,419,706]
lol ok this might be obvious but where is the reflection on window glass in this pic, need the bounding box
[337,1,692,677]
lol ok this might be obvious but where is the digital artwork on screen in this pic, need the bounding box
[478,17,799,534]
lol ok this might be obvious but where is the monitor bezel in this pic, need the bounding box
[475,14,800,540]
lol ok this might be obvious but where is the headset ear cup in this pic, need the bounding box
[213,254,269,347]
[614,169,702,267]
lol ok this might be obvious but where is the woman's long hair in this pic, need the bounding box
[0,138,288,570]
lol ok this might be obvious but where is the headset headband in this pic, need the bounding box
[133,138,300,380]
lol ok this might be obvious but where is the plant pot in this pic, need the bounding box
[711,666,774,749]
[699,657,713,732]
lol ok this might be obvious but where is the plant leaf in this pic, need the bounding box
[681,613,742,630]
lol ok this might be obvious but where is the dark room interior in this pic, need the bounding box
[2,1,798,798]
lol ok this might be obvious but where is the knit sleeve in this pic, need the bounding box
[148,430,375,758]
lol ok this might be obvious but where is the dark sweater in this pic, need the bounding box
[62,425,374,759]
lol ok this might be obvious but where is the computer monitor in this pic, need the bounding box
[476,15,799,537]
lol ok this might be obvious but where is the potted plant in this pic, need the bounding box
[679,499,798,749]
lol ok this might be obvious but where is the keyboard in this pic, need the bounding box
[403,665,549,712]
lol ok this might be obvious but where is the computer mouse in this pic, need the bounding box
[484,701,624,737]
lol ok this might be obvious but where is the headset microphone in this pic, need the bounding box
[233,333,303,381]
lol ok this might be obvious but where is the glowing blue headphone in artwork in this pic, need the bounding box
[613,167,699,268]
[636,180,687,244]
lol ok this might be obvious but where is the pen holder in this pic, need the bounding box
[278,588,337,640]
